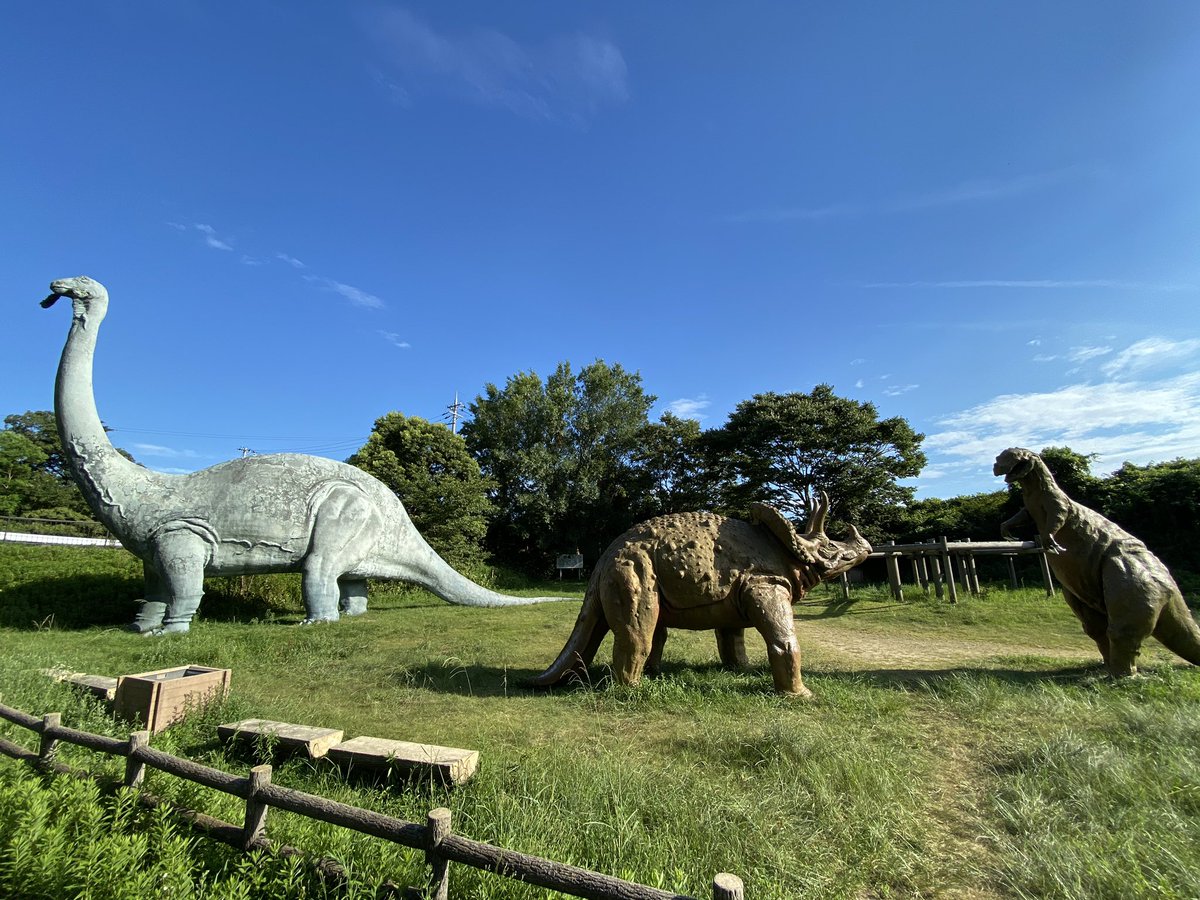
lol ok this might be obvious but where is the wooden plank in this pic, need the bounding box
[218,719,345,760]
[327,736,479,786]
[67,674,118,702]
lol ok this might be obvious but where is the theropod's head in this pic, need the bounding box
[993,447,1039,484]
[42,276,109,319]
[752,493,872,582]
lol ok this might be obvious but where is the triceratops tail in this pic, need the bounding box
[529,592,609,687]
[1153,591,1200,666]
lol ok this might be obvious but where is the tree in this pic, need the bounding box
[631,412,717,516]
[462,360,655,572]
[1103,457,1200,578]
[348,413,495,568]
[708,385,926,533]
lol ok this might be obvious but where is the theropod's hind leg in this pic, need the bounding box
[1061,587,1111,668]
[1101,556,1157,677]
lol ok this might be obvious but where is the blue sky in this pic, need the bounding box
[3,2,1199,499]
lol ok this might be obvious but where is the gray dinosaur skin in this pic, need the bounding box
[44,276,566,635]
[995,446,1200,676]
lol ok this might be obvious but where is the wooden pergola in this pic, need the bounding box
[852,537,1056,603]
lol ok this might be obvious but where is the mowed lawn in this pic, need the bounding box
[2,542,1200,899]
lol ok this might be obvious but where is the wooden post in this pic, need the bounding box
[125,730,150,787]
[1006,555,1018,590]
[884,543,903,602]
[967,553,981,595]
[930,555,944,600]
[1038,550,1056,597]
[940,537,958,604]
[242,764,272,849]
[713,873,745,900]
[919,554,931,594]
[38,713,61,767]
[426,807,452,900]
[839,571,850,602]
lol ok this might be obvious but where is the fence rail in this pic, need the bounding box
[0,700,745,899]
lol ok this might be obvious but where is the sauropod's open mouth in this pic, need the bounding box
[41,293,61,308]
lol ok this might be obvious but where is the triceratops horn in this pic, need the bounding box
[804,491,830,537]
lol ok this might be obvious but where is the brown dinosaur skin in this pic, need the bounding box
[995,447,1200,677]
[530,503,870,697]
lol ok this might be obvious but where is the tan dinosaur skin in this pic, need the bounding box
[995,447,1200,677]
[531,496,870,696]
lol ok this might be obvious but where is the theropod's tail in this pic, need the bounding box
[1153,589,1200,666]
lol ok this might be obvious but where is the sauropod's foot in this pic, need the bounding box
[300,616,339,626]
[142,623,190,637]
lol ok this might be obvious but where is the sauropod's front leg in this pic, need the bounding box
[130,562,168,633]
[743,575,812,698]
[150,529,209,635]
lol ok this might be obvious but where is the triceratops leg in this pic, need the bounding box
[644,623,669,677]
[715,627,749,670]
[742,575,812,698]
[601,555,659,686]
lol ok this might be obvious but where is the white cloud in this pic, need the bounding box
[194,223,232,251]
[883,383,919,397]
[132,443,199,459]
[1027,338,1042,346]
[1032,354,1059,363]
[304,275,385,309]
[924,371,1200,475]
[854,379,865,389]
[276,252,306,269]
[365,8,627,121]
[849,357,866,366]
[378,330,411,349]
[1101,337,1200,377]
[1067,345,1113,364]
[667,395,710,420]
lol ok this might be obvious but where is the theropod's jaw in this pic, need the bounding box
[994,447,1035,483]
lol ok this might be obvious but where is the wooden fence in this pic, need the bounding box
[0,700,745,899]
[868,538,1055,603]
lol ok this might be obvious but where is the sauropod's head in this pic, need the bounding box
[42,276,109,321]
[993,447,1038,483]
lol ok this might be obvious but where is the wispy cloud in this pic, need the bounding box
[924,370,1200,476]
[858,279,1196,291]
[666,395,711,420]
[132,443,200,459]
[728,167,1098,224]
[1101,337,1200,377]
[194,223,233,251]
[378,330,411,349]
[1068,345,1113,364]
[304,275,385,310]
[276,252,306,269]
[883,383,919,397]
[364,8,628,121]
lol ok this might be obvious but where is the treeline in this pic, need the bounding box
[4,362,1199,583]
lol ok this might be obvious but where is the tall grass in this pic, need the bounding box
[2,542,1200,898]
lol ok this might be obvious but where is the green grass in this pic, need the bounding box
[2,542,1200,898]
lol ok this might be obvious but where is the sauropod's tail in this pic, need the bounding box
[528,586,609,687]
[1153,591,1200,666]
[397,534,570,607]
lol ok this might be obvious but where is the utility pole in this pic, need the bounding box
[444,393,466,434]
[238,447,256,458]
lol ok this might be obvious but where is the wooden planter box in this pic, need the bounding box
[114,665,231,732]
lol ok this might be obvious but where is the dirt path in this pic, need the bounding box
[799,621,1097,671]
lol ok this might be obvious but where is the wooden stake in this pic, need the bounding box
[242,764,272,849]
[426,807,452,900]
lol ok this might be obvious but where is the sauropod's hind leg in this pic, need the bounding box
[302,485,378,624]
[152,529,209,635]
[339,577,369,616]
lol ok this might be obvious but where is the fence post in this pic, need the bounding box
[426,807,452,900]
[940,536,958,604]
[714,872,745,899]
[125,730,150,787]
[242,764,273,849]
[39,713,61,768]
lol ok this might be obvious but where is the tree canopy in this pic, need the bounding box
[462,360,655,572]
[348,412,495,568]
[707,386,926,533]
